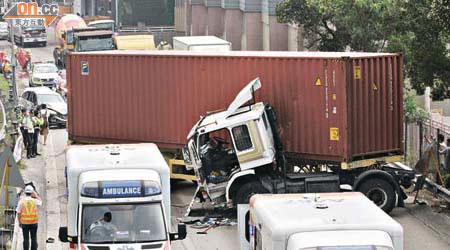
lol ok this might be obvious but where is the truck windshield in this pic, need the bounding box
[90,23,114,31]
[81,203,167,244]
[77,38,114,51]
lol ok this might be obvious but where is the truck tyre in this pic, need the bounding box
[235,181,268,205]
[358,178,396,213]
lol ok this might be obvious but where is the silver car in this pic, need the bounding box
[20,87,67,128]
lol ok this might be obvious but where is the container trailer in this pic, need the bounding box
[66,51,415,212]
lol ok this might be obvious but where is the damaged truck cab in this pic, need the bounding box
[184,78,415,213]
[185,79,277,205]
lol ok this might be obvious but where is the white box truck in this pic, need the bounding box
[239,192,403,250]
[58,143,186,250]
[173,36,232,51]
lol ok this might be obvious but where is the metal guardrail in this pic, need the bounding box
[0,98,6,141]
[119,26,176,33]
[13,128,22,162]
[11,213,20,250]
[424,117,450,135]
[393,162,450,203]
[423,178,450,203]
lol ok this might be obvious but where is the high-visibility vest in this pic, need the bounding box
[20,199,38,224]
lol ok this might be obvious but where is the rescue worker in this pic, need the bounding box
[16,185,42,250]
[31,110,43,156]
[22,109,35,159]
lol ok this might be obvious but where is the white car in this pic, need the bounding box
[29,62,59,88]
[20,87,67,127]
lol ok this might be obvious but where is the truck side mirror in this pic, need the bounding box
[58,227,68,243]
[169,223,187,241]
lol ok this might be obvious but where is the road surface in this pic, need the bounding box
[5,41,449,250]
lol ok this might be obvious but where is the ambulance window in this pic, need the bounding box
[245,211,250,242]
[232,125,252,151]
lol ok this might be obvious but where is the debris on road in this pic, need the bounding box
[182,216,237,235]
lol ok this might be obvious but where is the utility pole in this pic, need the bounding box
[6,0,18,105]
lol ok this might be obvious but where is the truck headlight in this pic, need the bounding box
[182,147,192,165]
[32,77,41,83]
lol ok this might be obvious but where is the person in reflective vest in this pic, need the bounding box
[16,185,42,250]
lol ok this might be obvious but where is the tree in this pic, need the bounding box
[276,0,401,51]
[389,0,450,100]
[276,0,450,100]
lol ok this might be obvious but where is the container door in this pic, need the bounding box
[347,56,403,160]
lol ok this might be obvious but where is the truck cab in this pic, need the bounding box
[55,27,114,67]
[13,25,47,47]
[184,78,276,203]
[239,193,403,250]
[88,19,116,32]
[184,78,414,213]
[59,144,186,249]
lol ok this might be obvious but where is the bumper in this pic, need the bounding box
[49,115,67,127]
[23,37,47,43]
[30,81,56,88]
[0,34,9,39]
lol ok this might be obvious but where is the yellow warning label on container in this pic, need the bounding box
[332,94,336,100]
[315,78,321,86]
[354,66,361,80]
[373,83,378,91]
[330,127,339,141]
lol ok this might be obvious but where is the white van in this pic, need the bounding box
[173,36,231,51]
[238,192,403,250]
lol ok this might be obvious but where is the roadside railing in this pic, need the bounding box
[10,214,20,250]
[119,26,176,33]
[0,98,6,141]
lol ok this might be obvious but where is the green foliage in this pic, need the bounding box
[392,0,450,100]
[403,92,429,122]
[276,0,400,51]
[276,0,450,100]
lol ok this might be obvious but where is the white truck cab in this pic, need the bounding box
[183,78,415,214]
[239,192,403,250]
[59,144,186,250]
[184,78,276,203]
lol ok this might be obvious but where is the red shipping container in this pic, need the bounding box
[67,51,403,164]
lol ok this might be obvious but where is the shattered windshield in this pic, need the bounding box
[35,65,58,74]
[77,38,114,51]
[38,94,65,104]
[81,203,167,244]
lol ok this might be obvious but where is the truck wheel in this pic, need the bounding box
[358,178,396,213]
[235,181,268,205]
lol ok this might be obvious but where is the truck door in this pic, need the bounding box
[231,121,265,171]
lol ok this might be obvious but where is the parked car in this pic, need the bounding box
[29,62,59,88]
[0,22,9,40]
[20,87,67,128]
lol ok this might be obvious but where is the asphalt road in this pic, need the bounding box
[6,41,450,250]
